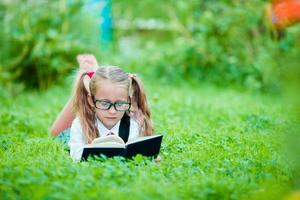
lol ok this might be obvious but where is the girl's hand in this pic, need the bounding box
[154,155,161,163]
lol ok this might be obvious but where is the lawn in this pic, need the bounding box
[0,80,295,200]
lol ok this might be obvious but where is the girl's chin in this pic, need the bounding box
[103,119,118,128]
[97,116,121,128]
[104,117,118,123]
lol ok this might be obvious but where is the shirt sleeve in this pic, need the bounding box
[68,117,86,162]
[128,118,140,141]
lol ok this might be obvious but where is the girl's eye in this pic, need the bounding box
[100,101,110,106]
[115,101,126,105]
[115,102,130,110]
[115,102,124,107]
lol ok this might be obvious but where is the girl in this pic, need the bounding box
[69,65,153,161]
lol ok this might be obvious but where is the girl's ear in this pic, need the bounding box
[87,95,94,109]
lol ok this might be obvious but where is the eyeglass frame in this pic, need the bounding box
[92,97,131,111]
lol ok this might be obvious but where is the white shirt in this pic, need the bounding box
[68,116,140,161]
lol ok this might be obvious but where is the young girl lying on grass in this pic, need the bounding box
[50,55,160,162]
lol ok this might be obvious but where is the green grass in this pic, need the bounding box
[0,80,296,200]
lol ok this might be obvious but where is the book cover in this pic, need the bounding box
[81,135,163,161]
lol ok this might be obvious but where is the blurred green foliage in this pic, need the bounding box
[0,0,100,90]
[0,0,299,92]
[0,81,296,199]
[110,0,300,92]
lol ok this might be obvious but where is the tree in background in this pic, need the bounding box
[0,1,100,90]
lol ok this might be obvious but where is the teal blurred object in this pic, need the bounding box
[88,0,112,50]
[100,0,112,44]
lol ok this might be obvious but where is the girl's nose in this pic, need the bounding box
[108,106,116,114]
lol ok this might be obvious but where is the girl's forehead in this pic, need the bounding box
[96,79,128,89]
[94,80,128,100]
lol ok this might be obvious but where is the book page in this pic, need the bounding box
[92,135,125,145]
[85,142,125,148]
[126,135,162,145]
[84,135,126,148]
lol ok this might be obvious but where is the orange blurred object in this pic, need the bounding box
[268,0,300,29]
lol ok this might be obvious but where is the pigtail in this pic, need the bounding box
[130,75,154,136]
[73,72,99,143]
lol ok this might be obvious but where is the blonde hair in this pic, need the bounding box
[73,65,154,143]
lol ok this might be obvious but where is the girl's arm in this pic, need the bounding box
[69,117,86,162]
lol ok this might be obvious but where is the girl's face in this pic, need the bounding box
[90,79,129,130]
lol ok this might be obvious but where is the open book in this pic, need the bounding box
[81,134,163,161]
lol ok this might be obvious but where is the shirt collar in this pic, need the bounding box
[96,117,121,136]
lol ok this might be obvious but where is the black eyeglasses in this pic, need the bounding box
[93,98,131,111]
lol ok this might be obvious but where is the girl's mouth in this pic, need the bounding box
[106,117,117,120]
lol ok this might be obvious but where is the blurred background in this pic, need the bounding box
[0,0,299,92]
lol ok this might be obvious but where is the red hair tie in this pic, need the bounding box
[86,71,94,78]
